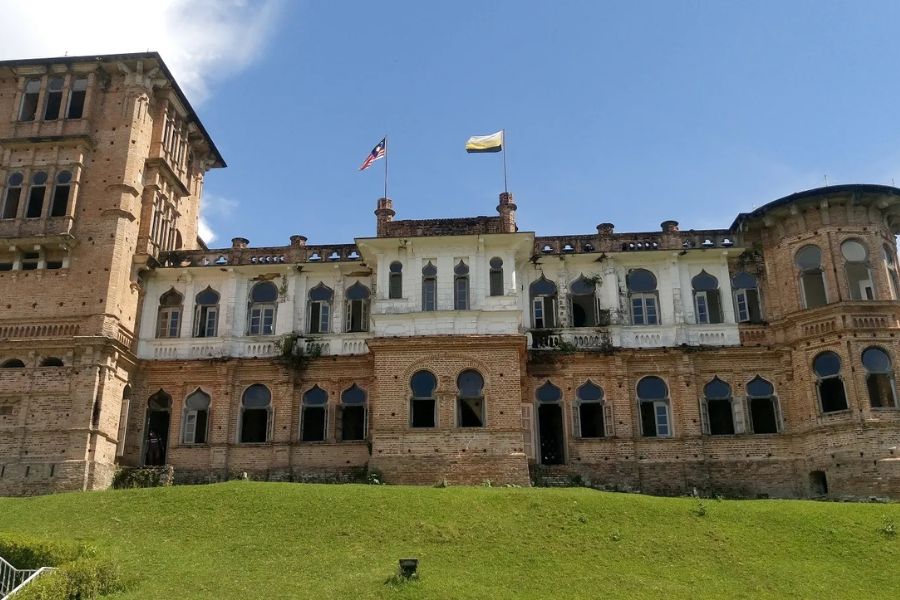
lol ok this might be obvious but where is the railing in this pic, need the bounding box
[1,556,53,599]
[530,324,740,350]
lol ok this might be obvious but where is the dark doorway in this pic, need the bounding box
[538,403,565,465]
[810,470,828,496]
[144,410,170,466]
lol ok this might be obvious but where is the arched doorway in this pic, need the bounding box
[536,382,565,465]
[144,391,171,466]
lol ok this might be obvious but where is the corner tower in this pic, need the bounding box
[0,53,223,495]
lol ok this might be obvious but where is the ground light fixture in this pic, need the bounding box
[398,558,419,578]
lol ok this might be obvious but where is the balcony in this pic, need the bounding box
[0,216,74,240]
[529,323,740,350]
[136,332,371,361]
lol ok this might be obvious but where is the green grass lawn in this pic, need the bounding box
[0,482,898,599]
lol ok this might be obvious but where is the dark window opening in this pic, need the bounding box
[422,261,437,311]
[819,378,848,412]
[411,370,437,427]
[144,391,171,466]
[26,174,47,219]
[707,399,734,435]
[46,260,63,270]
[750,397,778,434]
[489,257,503,296]
[411,399,435,427]
[1,359,25,368]
[2,173,22,219]
[389,261,403,299]
[810,470,828,496]
[183,390,210,444]
[579,403,605,437]
[341,406,366,441]
[302,406,326,441]
[19,79,40,121]
[867,374,895,408]
[530,276,558,328]
[40,357,64,367]
[241,410,268,443]
[50,171,72,217]
[0,263,12,271]
[640,402,658,437]
[454,261,469,310]
[67,77,87,119]
[43,77,64,120]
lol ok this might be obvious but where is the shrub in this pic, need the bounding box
[14,558,124,600]
[112,466,174,489]
[0,534,91,569]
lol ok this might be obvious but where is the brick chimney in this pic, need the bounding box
[596,223,615,237]
[375,197,395,236]
[231,237,249,249]
[497,192,517,233]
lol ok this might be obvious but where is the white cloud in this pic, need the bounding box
[198,193,239,245]
[198,217,216,245]
[0,0,283,104]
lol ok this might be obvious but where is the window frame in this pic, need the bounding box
[247,281,279,336]
[410,370,438,428]
[637,376,671,438]
[239,384,273,444]
[182,389,210,445]
[156,289,183,339]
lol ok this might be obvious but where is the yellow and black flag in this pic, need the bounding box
[465,130,504,153]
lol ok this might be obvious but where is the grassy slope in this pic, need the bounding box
[0,482,898,599]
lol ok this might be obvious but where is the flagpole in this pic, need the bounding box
[384,135,388,199]
[502,129,508,194]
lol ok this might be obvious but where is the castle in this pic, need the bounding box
[1,53,899,498]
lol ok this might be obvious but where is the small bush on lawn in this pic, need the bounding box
[0,534,92,569]
[14,557,124,600]
[112,466,174,489]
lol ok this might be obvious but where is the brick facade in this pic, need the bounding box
[2,54,900,499]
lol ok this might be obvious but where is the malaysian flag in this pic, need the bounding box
[359,138,386,171]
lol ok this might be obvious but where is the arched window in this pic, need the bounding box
[841,239,874,301]
[637,376,670,437]
[530,276,558,328]
[746,377,780,434]
[454,261,470,310]
[307,282,333,334]
[813,351,848,413]
[575,381,606,438]
[627,269,659,325]
[796,245,827,308]
[457,369,485,427]
[25,171,48,219]
[156,289,183,338]
[703,377,734,435]
[193,287,220,338]
[692,271,722,324]
[2,172,23,219]
[50,170,72,217]
[40,357,64,367]
[422,261,437,311]
[882,245,900,300]
[410,370,437,427]
[43,77,64,120]
[1,359,25,368]
[144,391,171,465]
[340,384,367,441]
[301,385,328,441]
[489,257,504,297]
[732,272,762,323]
[182,389,210,444]
[862,347,897,408]
[570,275,599,327]
[240,384,271,443]
[248,281,278,335]
[389,261,403,299]
[345,282,370,333]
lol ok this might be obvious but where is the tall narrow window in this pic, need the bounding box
[144,391,171,466]
[454,260,470,310]
[1,173,23,220]
[841,239,874,301]
[410,370,437,428]
[193,287,220,337]
[732,272,762,323]
[489,257,504,296]
[156,289,183,338]
[747,377,779,434]
[422,261,437,311]
[862,347,897,408]
[43,77,64,120]
[570,275,599,327]
[703,377,734,435]
[627,269,659,325]
[18,79,40,121]
[240,384,271,443]
[50,171,72,217]
[882,245,900,300]
[389,261,403,299]
[182,389,210,445]
[796,245,827,308]
[457,369,485,427]
[340,384,367,441]
[637,376,670,437]
[536,382,565,465]
[345,282,370,333]
[248,281,278,335]
[530,276,558,328]
[307,283,333,334]
[576,381,605,438]
[813,351,848,413]
[25,171,47,219]
[66,77,87,119]
[301,385,327,442]
[692,271,722,324]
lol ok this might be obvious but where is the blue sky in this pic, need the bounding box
[3,1,900,247]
